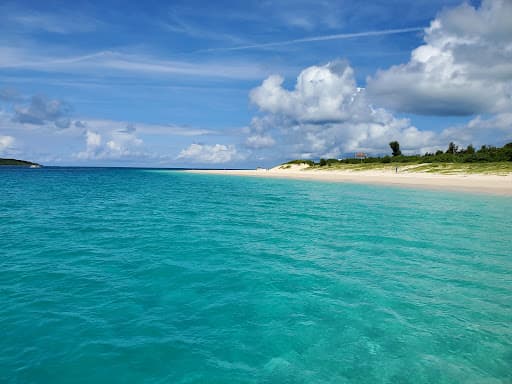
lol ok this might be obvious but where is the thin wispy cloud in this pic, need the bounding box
[202,27,424,52]
[0,4,98,34]
[161,13,247,45]
[0,47,286,80]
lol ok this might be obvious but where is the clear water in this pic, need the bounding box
[1,167,511,383]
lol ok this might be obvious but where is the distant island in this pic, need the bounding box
[0,158,42,167]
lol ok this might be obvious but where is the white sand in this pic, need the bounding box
[187,164,512,196]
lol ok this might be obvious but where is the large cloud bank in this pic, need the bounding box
[367,0,512,116]
[247,61,434,159]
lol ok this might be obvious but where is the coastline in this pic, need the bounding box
[187,166,512,196]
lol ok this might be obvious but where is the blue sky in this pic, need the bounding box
[0,0,510,167]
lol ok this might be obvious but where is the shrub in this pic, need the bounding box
[286,159,315,166]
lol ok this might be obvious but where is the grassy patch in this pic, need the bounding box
[305,162,512,175]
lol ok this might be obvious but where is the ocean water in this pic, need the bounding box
[1,167,511,384]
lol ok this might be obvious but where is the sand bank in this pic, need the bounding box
[187,164,512,196]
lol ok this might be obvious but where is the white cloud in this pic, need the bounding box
[75,130,101,160]
[177,143,239,163]
[76,128,144,160]
[86,130,101,148]
[0,135,15,154]
[247,61,436,159]
[439,113,512,147]
[250,61,363,123]
[367,0,512,115]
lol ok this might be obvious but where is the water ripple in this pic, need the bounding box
[1,168,511,383]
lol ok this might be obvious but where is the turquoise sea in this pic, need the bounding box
[1,167,511,383]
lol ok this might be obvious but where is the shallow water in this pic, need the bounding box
[1,167,511,383]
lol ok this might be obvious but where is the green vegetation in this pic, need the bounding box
[284,142,512,174]
[405,162,512,175]
[285,159,315,167]
[0,158,41,167]
[310,161,512,175]
[389,141,402,157]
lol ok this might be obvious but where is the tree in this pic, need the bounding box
[446,142,458,154]
[503,143,512,161]
[389,141,401,156]
[466,144,475,154]
[319,158,327,166]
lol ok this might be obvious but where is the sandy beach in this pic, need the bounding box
[188,164,512,196]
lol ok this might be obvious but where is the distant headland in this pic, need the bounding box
[0,158,42,167]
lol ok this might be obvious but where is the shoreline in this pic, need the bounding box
[186,167,512,196]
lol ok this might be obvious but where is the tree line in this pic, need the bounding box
[0,158,40,166]
[287,142,512,166]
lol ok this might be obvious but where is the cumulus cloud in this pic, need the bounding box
[250,61,362,123]
[0,135,15,154]
[76,128,144,160]
[439,112,512,146]
[177,143,239,164]
[0,88,233,164]
[367,0,512,116]
[14,95,71,128]
[247,61,436,159]
[86,130,101,147]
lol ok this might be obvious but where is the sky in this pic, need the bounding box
[0,0,511,167]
